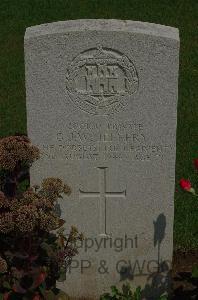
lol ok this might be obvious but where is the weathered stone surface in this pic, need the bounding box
[25,19,179,299]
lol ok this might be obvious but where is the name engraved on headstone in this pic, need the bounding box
[40,121,173,161]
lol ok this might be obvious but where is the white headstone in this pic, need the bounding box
[25,19,179,299]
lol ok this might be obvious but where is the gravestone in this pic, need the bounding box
[25,19,179,299]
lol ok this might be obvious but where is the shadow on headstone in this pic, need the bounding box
[141,213,171,299]
[153,213,166,271]
[118,213,169,299]
[119,264,134,281]
[141,260,172,299]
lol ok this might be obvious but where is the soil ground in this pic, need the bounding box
[172,250,198,299]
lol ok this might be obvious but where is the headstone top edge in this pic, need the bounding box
[24,19,179,41]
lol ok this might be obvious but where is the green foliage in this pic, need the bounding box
[159,295,168,300]
[175,158,198,250]
[100,284,169,300]
[100,284,141,300]
[191,265,198,279]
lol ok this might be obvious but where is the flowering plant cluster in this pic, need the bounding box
[179,158,198,196]
[179,158,198,282]
[0,136,83,300]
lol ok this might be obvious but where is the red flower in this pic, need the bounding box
[3,293,10,300]
[35,271,46,287]
[194,158,198,170]
[179,178,192,191]
[32,293,42,300]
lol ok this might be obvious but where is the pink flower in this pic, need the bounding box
[180,178,192,191]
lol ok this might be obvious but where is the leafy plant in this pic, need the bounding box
[100,284,168,300]
[158,295,168,300]
[179,158,198,286]
[179,158,198,197]
[191,265,198,279]
[100,284,142,300]
[0,135,83,299]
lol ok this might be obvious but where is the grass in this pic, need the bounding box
[0,0,197,250]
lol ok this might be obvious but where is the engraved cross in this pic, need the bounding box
[79,167,126,237]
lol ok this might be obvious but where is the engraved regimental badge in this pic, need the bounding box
[66,46,139,115]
